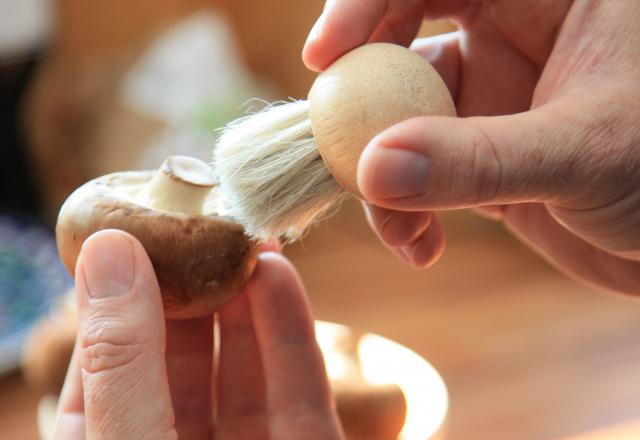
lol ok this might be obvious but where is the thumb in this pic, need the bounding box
[75,230,176,439]
[357,102,588,211]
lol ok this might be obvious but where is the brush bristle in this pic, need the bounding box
[212,100,348,241]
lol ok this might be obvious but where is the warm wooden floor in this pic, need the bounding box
[3,204,640,440]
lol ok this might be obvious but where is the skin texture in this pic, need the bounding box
[303,0,640,295]
[53,230,344,440]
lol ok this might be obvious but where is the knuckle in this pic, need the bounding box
[380,212,430,247]
[553,94,638,207]
[79,311,148,374]
[465,123,504,205]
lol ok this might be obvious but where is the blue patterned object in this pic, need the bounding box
[0,215,72,374]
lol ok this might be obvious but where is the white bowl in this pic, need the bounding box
[316,321,448,440]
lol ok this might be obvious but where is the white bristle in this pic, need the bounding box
[212,100,348,241]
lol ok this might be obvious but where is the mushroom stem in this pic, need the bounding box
[135,156,216,215]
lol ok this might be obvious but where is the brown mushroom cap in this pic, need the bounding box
[56,156,259,319]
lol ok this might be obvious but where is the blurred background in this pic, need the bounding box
[1,1,640,439]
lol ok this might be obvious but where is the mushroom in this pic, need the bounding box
[333,381,406,440]
[56,155,259,319]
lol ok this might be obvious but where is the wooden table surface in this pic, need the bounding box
[3,204,640,439]
[288,203,640,440]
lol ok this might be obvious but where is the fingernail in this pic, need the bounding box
[82,233,135,298]
[363,146,429,198]
[303,14,325,61]
[363,203,394,229]
[305,17,322,45]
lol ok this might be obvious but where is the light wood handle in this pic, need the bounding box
[309,43,456,197]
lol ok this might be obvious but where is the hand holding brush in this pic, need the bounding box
[213,43,455,241]
[215,0,640,296]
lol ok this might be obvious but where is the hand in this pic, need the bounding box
[53,229,344,440]
[303,0,640,295]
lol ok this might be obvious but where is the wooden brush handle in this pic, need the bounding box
[308,43,456,197]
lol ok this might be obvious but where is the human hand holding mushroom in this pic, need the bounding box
[56,155,261,319]
[52,154,344,438]
[53,229,344,440]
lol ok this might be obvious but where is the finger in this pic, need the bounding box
[503,204,640,295]
[363,203,444,268]
[400,213,446,268]
[303,0,424,71]
[363,203,433,247]
[302,0,472,72]
[472,205,505,221]
[54,412,85,440]
[248,253,343,440]
[57,340,83,414]
[410,32,461,99]
[54,341,85,440]
[259,239,282,253]
[75,230,176,439]
[422,0,480,22]
[358,99,597,211]
[217,291,267,439]
[386,213,445,268]
[165,316,214,439]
